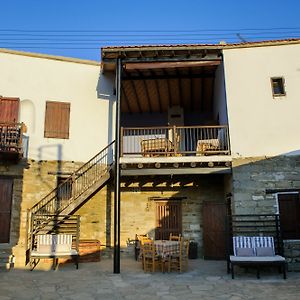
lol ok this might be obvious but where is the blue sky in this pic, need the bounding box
[1,0,299,61]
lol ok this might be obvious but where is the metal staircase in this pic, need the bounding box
[27,141,115,245]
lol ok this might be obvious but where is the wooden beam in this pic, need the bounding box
[122,73,215,81]
[201,77,205,111]
[138,71,152,113]
[130,81,142,113]
[162,69,171,108]
[121,85,132,114]
[176,68,183,108]
[190,70,194,111]
[124,60,221,70]
[151,70,162,113]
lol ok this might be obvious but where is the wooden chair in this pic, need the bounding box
[142,240,162,272]
[135,234,149,261]
[169,233,182,241]
[168,238,190,272]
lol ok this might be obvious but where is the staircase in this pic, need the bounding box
[27,141,115,242]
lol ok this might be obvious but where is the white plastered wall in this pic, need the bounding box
[223,43,300,157]
[0,51,116,162]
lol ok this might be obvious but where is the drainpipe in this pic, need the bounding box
[113,58,122,273]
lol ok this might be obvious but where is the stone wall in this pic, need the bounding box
[118,175,226,257]
[2,159,229,267]
[231,156,300,214]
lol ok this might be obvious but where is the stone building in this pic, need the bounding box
[0,39,300,269]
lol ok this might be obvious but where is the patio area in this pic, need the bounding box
[1,257,300,299]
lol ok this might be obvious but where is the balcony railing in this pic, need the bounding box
[0,122,26,158]
[121,125,230,157]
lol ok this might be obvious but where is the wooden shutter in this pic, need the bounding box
[44,101,70,139]
[0,97,20,123]
[278,193,300,239]
[0,178,13,243]
[155,201,182,240]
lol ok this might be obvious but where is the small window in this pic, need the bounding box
[44,101,70,139]
[271,77,286,97]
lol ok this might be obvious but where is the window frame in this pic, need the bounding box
[270,77,286,97]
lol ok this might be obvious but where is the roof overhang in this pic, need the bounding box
[101,45,223,72]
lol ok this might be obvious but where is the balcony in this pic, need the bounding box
[0,122,26,161]
[120,125,231,175]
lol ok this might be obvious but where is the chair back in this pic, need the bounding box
[169,233,182,241]
[232,236,253,256]
[142,240,155,259]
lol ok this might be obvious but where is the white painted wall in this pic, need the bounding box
[0,51,115,161]
[223,44,300,157]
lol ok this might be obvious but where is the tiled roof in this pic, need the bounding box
[102,38,300,51]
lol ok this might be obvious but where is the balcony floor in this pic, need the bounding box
[120,155,232,176]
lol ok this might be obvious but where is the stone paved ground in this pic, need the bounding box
[1,258,300,300]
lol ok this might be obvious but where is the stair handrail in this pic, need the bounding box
[29,140,115,216]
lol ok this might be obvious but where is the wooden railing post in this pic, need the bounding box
[120,127,124,157]
[173,125,177,155]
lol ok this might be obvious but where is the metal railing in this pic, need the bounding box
[121,125,230,156]
[0,122,26,154]
[29,141,115,216]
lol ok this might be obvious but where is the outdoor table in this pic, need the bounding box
[154,240,180,272]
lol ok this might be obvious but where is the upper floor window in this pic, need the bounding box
[271,77,286,97]
[44,101,70,139]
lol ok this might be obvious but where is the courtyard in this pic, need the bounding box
[1,257,300,300]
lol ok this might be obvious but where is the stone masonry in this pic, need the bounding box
[231,155,300,214]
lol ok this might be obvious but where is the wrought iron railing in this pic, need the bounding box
[121,125,230,156]
[0,122,26,154]
[29,141,115,216]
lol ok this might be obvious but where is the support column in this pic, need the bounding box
[113,58,122,273]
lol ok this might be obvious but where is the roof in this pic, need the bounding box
[102,38,300,52]
[0,48,100,66]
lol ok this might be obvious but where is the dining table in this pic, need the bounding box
[154,240,180,272]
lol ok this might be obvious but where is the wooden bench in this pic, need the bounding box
[30,234,79,270]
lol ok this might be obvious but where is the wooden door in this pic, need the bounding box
[0,98,20,123]
[0,178,13,243]
[203,201,227,259]
[278,193,300,239]
[155,201,182,240]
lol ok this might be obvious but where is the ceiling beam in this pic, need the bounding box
[121,85,132,113]
[176,68,183,108]
[150,70,162,113]
[129,81,142,113]
[124,60,221,70]
[162,69,171,108]
[190,70,194,111]
[122,73,215,81]
[138,71,152,113]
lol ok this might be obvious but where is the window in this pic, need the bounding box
[0,97,20,123]
[44,101,70,139]
[277,193,300,239]
[271,77,286,97]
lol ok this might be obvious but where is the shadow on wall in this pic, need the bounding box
[96,71,116,146]
[37,144,63,190]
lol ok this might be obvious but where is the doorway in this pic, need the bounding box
[155,200,182,240]
[0,178,14,243]
[202,201,227,259]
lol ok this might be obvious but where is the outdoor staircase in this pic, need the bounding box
[27,141,115,240]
